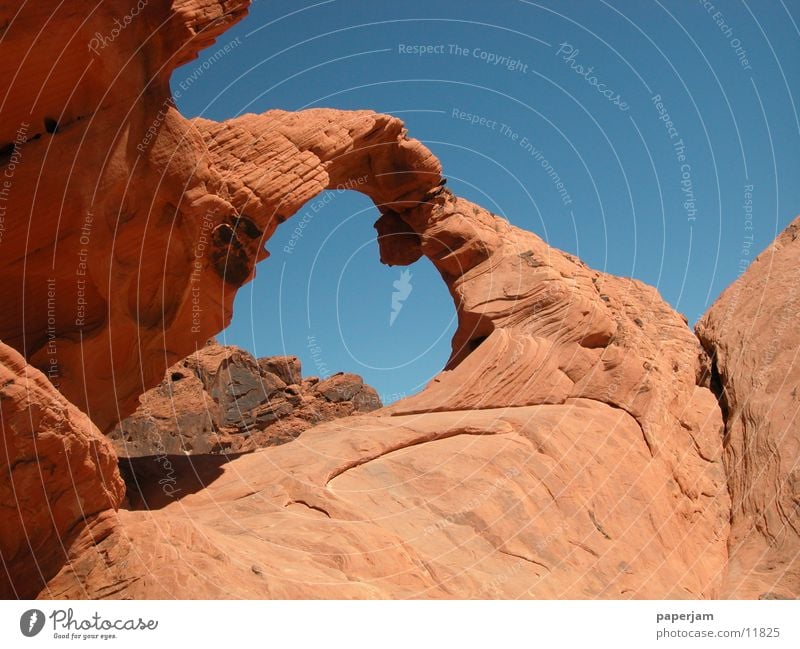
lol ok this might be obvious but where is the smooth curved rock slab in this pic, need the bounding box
[44,405,728,599]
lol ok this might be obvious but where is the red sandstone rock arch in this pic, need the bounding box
[1,0,796,601]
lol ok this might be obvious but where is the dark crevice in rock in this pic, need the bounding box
[466,335,489,353]
[285,500,331,518]
[569,540,600,558]
[573,396,654,458]
[234,213,262,239]
[496,547,550,572]
[696,333,730,438]
[695,331,737,541]
[708,353,730,427]
[325,429,508,487]
[43,117,59,134]
[589,509,612,540]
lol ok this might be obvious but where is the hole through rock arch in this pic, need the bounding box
[221,187,458,404]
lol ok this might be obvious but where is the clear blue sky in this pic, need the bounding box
[171,0,800,403]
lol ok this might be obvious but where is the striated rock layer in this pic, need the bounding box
[1,0,261,433]
[110,339,381,456]
[45,404,725,599]
[41,181,733,596]
[1,0,795,599]
[697,216,800,600]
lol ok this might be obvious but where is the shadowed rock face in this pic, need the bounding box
[0,0,793,600]
[697,216,800,600]
[109,340,382,456]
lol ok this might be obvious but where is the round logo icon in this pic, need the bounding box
[20,609,45,637]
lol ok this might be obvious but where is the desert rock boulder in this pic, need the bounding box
[110,340,381,456]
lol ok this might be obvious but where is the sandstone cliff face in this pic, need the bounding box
[0,0,794,600]
[697,216,800,600]
[0,342,124,598]
[110,340,381,456]
[0,0,254,433]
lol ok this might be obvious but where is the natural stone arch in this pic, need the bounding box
[0,0,761,601]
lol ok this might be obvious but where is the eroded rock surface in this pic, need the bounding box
[109,340,381,456]
[0,342,124,598]
[41,179,733,596]
[0,0,795,600]
[46,405,726,599]
[697,216,800,600]
[0,0,254,433]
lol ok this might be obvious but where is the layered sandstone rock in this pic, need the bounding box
[2,0,795,600]
[0,0,255,433]
[697,216,800,600]
[42,180,733,596]
[0,0,441,435]
[110,340,381,456]
[46,404,725,599]
[0,342,124,598]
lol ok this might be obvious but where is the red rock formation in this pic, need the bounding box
[697,216,800,599]
[0,0,442,437]
[40,175,732,596]
[0,0,257,432]
[0,342,124,598]
[47,400,728,599]
[110,339,381,456]
[2,0,795,600]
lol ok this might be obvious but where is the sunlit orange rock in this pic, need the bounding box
[697,216,800,600]
[4,0,796,601]
[0,342,124,598]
